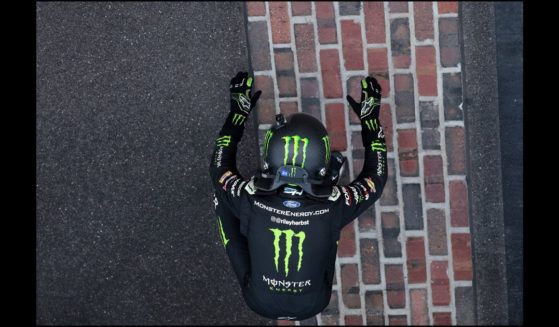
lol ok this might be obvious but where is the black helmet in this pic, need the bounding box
[254,113,345,198]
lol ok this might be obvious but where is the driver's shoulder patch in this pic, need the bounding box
[328,186,341,201]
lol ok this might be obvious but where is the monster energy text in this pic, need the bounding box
[262,275,311,293]
[254,200,329,216]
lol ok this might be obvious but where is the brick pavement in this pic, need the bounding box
[245,2,473,325]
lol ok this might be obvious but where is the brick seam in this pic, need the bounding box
[383,2,411,324]
[433,2,459,324]
[408,2,434,323]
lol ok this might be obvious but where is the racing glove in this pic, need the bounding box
[228,71,262,127]
[346,76,385,148]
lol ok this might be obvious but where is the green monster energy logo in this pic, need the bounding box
[322,136,331,164]
[217,216,229,248]
[232,113,246,126]
[289,167,296,177]
[371,140,386,152]
[269,228,306,277]
[216,135,231,147]
[264,130,274,159]
[365,119,379,131]
[282,135,309,167]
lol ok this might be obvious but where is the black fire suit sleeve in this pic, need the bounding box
[335,118,388,228]
[209,110,250,214]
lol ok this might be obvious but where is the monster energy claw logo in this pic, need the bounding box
[216,135,231,147]
[322,136,331,164]
[264,130,274,159]
[269,228,306,277]
[217,216,229,248]
[371,140,386,152]
[232,113,246,126]
[365,119,379,131]
[282,135,309,167]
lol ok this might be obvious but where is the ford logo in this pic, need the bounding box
[283,200,301,208]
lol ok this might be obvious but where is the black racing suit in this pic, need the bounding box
[209,110,387,321]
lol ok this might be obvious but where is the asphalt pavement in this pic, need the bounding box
[36,2,270,324]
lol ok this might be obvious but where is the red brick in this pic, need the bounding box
[410,289,429,325]
[381,212,402,257]
[320,49,343,98]
[367,48,391,98]
[445,126,466,174]
[316,2,337,44]
[360,238,381,284]
[301,98,321,121]
[280,101,299,117]
[341,264,361,308]
[274,47,296,95]
[389,1,408,13]
[300,77,319,98]
[247,21,272,71]
[414,2,434,40]
[358,208,375,232]
[439,17,460,67]
[291,1,311,16]
[341,20,364,70]
[269,2,291,44]
[427,208,448,255]
[274,48,294,72]
[338,220,356,257]
[352,131,365,152]
[416,46,438,96]
[424,155,445,203]
[451,233,473,280]
[431,261,451,306]
[365,291,385,325]
[394,74,415,123]
[277,75,297,97]
[345,315,363,325]
[294,24,317,73]
[277,319,295,326]
[403,184,423,230]
[388,315,407,325]
[385,264,405,308]
[419,101,441,150]
[378,103,393,152]
[443,72,463,120]
[322,291,340,316]
[397,129,418,177]
[364,2,386,44]
[438,1,458,14]
[406,237,427,283]
[246,1,265,16]
[433,312,453,325]
[390,18,411,68]
[254,75,275,124]
[380,158,398,205]
[368,48,389,72]
[450,180,470,227]
[325,103,347,151]
[321,316,339,325]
